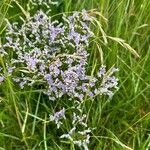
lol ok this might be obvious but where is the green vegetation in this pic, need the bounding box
[0,0,150,149]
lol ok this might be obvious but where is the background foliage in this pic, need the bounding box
[0,0,150,149]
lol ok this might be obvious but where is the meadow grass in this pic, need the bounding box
[0,0,150,149]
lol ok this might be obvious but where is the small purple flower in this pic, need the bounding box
[0,76,4,82]
[55,58,62,67]
[81,83,88,92]
[50,26,64,41]
[66,58,73,65]
[19,80,27,89]
[88,92,94,97]
[97,65,106,77]
[39,64,45,73]
[44,74,53,85]
[7,66,15,74]
[49,108,66,128]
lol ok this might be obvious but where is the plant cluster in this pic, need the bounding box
[0,2,118,149]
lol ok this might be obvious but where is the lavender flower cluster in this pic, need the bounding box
[0,7,119,150]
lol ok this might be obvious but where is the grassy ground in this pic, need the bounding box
[0,0,150,149]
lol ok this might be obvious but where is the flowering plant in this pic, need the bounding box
[0,2,119,149]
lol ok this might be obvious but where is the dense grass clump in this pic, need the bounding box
[0,0,150,150]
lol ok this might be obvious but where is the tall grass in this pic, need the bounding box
[0,0,150,149]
